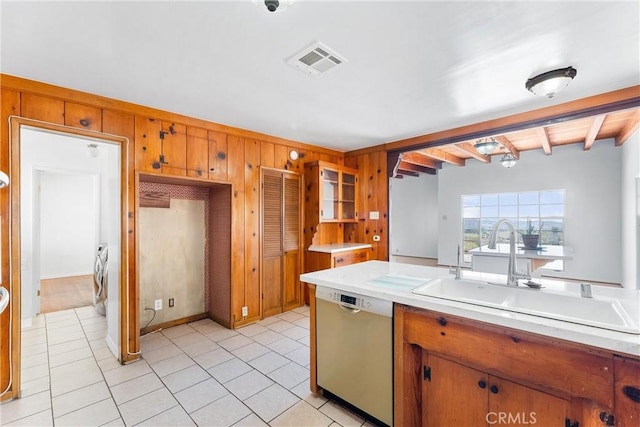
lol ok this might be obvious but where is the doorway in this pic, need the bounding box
[37,170,99,314]
[19,127,119,338]
[7,118,129,399]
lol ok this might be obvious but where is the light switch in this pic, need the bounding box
[369,211,379,220]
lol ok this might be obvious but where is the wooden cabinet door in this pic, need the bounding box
[614,356,640,426]
[186,127,208,178]
[261,169,302,318]
[161,122,186,176]
[208,131,228,181]
[282,174,301,310]
[422,353,488,427]
[319,166,340,221]
[340,170,357,220]
[489,376,570,426]
[134,116,162,173]
[262,169,284,317]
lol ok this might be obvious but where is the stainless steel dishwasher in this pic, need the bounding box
[316,286,393,426]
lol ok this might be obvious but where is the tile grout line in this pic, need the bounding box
[57,308,124,426]
[12,307,362,427]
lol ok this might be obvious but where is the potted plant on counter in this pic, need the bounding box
[519,217,543,250]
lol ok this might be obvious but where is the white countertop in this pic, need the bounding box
[307,243,372,253]
[300,261,640,357]
[469,244,574,260]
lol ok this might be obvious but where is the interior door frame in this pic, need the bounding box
[7,117,131,399]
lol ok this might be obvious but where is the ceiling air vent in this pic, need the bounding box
[287,42,347,77]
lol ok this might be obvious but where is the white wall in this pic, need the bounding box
[20,126,121,358]
[390,173,438,258]
[40,172,97,279]
[621,129,640,289]
[438,141,622,284]
[139,200,206,327]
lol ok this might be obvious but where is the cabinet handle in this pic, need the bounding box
[336,257,344,264]
[489,385,499,394]
[478,380,486,389]
[437,316,447,326]
[79,119,90,127]
[565,419,579,427]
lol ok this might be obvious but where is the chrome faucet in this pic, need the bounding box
[449,244,462,280]
[488,219,530,286]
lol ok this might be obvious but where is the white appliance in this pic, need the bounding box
[93,243,108,315]
[315,286,393,426]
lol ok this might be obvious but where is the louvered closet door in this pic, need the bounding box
[282,174,301,311]
[262,170,284,317]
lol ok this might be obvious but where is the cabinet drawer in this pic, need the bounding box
[401,306,614,408]
[332,249,369,267]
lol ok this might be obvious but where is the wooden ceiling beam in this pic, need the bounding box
[400,152,442,169]
[363,85,640,156]
[493,135,520,159]
[454,142,491,163]
[584,114,606,150]
[615,114,640,147]
[535,127,552,154]
[416,148,466,166]
[398,161,437,175]
[396,169,420,177]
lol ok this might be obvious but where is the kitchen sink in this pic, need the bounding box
[412,278,640,334]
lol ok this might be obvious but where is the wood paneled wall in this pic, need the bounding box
[344,150,389,262]
[0,74,361,398]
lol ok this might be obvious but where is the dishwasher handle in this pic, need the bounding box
[338,304,361,314]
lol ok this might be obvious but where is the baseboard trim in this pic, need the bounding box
[140,312,209,335]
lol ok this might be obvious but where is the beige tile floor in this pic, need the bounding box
[1,305,379,426]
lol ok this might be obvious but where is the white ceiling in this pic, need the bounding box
[1,1,638,152]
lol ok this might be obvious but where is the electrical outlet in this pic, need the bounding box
[154,299,162,310]
[169,298,174,307]
[242,306,248,317]
[373,235,381,242]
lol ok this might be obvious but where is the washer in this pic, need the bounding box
[93,243,108,315]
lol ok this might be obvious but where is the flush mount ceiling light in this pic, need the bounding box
[0,171,9,188]
[474,137,500,155]
[526,66,577,98]
[251,0,295,13]
[500,153,518,168]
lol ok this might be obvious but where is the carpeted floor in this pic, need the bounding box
[39,274,94,313]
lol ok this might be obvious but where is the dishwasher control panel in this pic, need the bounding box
[316,286,393,317]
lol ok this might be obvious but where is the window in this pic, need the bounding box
[461,190,565,267]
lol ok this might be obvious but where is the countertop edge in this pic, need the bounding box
[300,261,640,358]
